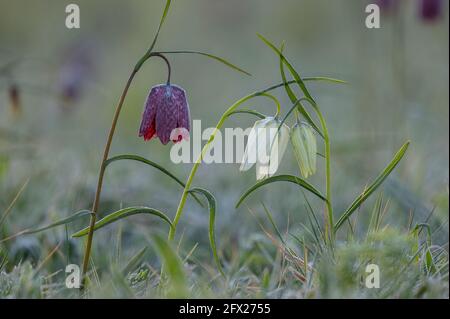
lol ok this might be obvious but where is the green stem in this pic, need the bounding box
[320,115,334,241]
[80,53,169,290]
[81,68,138,290]
[310,105,334,242]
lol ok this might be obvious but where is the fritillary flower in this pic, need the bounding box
[240,117,289,180]
[139,84,190,145]
[290,122,317,179]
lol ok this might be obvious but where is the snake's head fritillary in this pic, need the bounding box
[139,84,190,145]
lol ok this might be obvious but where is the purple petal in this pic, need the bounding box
[139,85,164,140]
[174,85,190,132]
[155,85,183,144]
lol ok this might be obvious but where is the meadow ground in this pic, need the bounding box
[0,0,448,298]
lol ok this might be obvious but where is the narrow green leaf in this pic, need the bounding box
[72,207,172,238]
[0,210,91,243]
[148,0,172,53]
[236,175,326,208]
[302,77,347,85]
[188,187,224,276]
[156,50,251,76]
[105,154,203,207]
[261,202,285,244]
[334,141,410,231]
[151,233,187,298]
[277,42,323,137]
[425,248,437,274]
[259,34,313,101]
[226,109,266,119]
[259,35,334,141]
[26,210,92,234]
[20,210,91,235]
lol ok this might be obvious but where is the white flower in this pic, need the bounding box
[290,122,317,178]
[240,117,289,180]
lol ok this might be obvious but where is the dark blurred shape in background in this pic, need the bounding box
[58,40,95,109]
[419,0,443,22]
[8,83,21,116]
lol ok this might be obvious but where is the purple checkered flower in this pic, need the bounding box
[139,84,190,145]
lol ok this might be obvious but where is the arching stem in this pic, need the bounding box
[80,53,171,290]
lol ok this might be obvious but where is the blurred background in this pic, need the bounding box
[0,0,448,297]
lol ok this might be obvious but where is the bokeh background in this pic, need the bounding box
[0,0,448,297]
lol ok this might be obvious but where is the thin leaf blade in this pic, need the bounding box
[227,109,266,119]
[334,141,410,231]
[157,50,251,76]
[72,207,172,238]
[0,210,91,243]
[236,174,326,208]
[151,233,187,298]
[275,39,323,137]
[188,187,224,276]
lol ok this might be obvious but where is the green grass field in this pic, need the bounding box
[0,0,448,299]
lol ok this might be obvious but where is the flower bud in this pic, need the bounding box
[290,122,317,178]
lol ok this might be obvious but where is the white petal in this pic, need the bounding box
[240,119,265,171]
[256,162,270,180]
[268,122,289,176]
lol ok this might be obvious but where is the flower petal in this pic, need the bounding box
[268,122,289,176]
[170,127,190,143]
[240,119,269,171]
[155,85,180,144]
[139,85,163,141]
[174,85,190,133]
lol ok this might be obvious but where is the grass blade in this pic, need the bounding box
[72,207,172,237]
[236,174,326,208]
[0,210,91,243]
[157,50,251,76]
[105,154,203,207]
[261,202,285,245]
[151,233,187,298]
[334,141,410,231]
[0,178,29,228]
[188,187,224,276]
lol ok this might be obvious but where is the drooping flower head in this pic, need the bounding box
[290,122,317,179]
[139,84,190,145]
[240,117,289,180]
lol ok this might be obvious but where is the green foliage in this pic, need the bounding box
[187,187,224,276]
[334,141,410,231]
[236,175,326,208]
[72,207,172,237]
